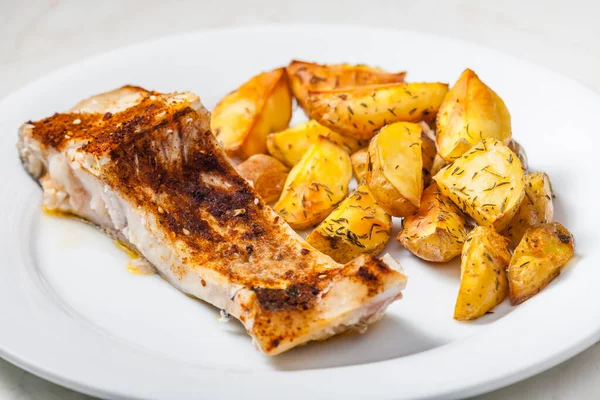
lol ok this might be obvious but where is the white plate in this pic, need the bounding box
[0,24,599,400]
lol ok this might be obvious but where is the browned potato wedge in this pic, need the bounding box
[234,154,289,203]
[266,120,366,167]
[212,68,292,159]
[421,131,437,186]
[436,69,512,161]
[430,154,448,177]
[397,183,470,262]
[351,148,369,182]
[274,137,352,229]
[503,172,554,246]
[366,122,423,217]
[454,226,511,321]
[286,60,406,111]
[434,139,525,232]
[508,223,574,305]
[306,183,392,263]
[507,139,529,171]
[306,82,449,140]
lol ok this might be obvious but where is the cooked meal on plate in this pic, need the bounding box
[17,60,575,355]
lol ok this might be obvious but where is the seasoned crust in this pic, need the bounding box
[23,85,408,355]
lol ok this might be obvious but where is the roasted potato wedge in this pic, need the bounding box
[274,137,352,229]
[508,223,574,305]
[306,82,449,139]
[212,68,292,159]
[507,139,529,172]
[286,60,406,111]
[434,139,525,232]
[234,154,289,203]
[351,148,369,182]
[397,183,470,262]
[366,122,423,217]
[454,226,511,321]
[503,172,554,246]
[436,69,512,161]
[306,183,392,263]
[421,130,437,186]
[266,120,366,167]
[430,154,448,177]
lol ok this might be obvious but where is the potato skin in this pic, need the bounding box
[234,154,289,203]
[433,139,525,232]
[397,183,470,262]
[436,69,512,161]
[366,122,423,217]
[503,172,554,246]
[430,154,448,177]
[508,223,574,305]
[351,148,368,182]
[286,60,406,112]
[507,139,529,172]
[306,82,449,140]
[306,183,392,264]
[266,120,366,167]
[421,131,437,186]
[212,68,292,159]
[274,137,352,229]
[454,226,511,321]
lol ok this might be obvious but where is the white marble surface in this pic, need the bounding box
[1,0,599,398]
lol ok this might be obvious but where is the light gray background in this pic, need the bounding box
[1,0,599,398]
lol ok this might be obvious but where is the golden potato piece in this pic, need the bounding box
[351,148,368,182]
[508,223,574,305]
[366,122,423,217]
[397,183,470,262]
[286,60,406,111]
[266,120,366,167]
[306,183,392,264]
[503,172,554,246]
[274,137,352,229]
[454,226,511,321]
[306,82,449,139]
[434,139,525,232]
[430,154,448,177]
[234,154,289,203]
[507,139,529,172]
[212,68,292,159]
[436,69,512,161]
[421,130,437,186]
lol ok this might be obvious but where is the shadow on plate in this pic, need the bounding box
[267,315,444,370]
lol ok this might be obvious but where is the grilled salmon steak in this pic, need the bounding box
[17,86,407,355]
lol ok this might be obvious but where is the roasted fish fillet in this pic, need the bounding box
[17,86,407,355]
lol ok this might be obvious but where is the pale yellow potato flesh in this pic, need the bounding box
[351,148,368,182]
[266,120,366,167]
[286,60,406,112]
[366,122,423,217]
[508,223,574,305]
[503,172,554,246]
[306,82,449,139]
[436,69,512,161]
[454,226,511,321]
[274,137,352,229]
[397,183,470,262]
[306,183,392,264]
[234,154,289,203]
[433,139,525,232]
[211,68,292,159]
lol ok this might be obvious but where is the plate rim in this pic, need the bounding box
[1,23,600,400]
